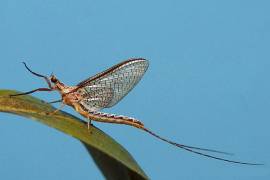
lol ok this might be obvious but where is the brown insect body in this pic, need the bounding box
[49,75,144,128]
[10,59,262,165]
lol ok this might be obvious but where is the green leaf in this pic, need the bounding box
[0,89,149,180]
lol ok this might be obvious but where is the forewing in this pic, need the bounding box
[77,58,148,110]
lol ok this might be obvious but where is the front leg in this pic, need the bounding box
[10,88,53,97]
[46,103,66,116]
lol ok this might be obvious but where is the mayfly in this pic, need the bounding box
[11,58,261,165]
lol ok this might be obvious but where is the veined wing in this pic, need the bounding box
[77,58,149,111]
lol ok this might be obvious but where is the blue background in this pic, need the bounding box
[0,0,269,179]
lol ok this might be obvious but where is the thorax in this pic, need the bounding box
[54,82,82,106]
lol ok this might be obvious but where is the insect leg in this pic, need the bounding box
[10,88,53,97]
[46,103,66,116]
[87,119,92,129]
[48,99,62,104]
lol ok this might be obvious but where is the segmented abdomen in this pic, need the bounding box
[89,111,144,126]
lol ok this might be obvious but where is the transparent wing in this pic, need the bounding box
[77,58,149,111]
[78,86,114,112]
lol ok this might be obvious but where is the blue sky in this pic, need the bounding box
[1,0,270,179]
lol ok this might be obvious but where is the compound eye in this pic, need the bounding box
[50,76,57,83]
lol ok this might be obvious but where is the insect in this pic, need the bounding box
[11,58,261,165]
